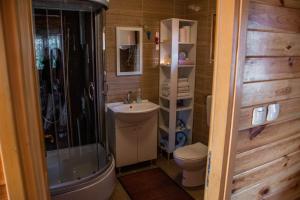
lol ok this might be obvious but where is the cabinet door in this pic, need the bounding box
[116,126,138,167]
[138,115,157,162]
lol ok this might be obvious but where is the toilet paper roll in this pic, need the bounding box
[179,27,186,43]
[184,26,191,43]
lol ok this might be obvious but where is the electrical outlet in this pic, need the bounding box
[252,106,267,126]
[267,103,280,121]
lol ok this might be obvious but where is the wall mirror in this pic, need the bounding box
[116,27,143,76]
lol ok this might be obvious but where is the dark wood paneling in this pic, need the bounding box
[242,78,300,107]
[251,0,300,9]
[233,150,300,191]
[232,163,300,199]
[246,31,300,57]
[248,3,300,33]
[234,133,300,175]
[244,57,300,82]
[264,181,300,200]
[237,118,300,153]
[233,0,300,199]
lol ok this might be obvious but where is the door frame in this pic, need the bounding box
[0,0,50,199]
[205,0,248,199]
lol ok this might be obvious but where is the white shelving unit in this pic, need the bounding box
[159,18,197,155]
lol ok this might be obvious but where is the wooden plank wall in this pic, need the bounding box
[232,0,300,199]
[105,0,217,145]
[105,0,187,103]
[185,0,216,145]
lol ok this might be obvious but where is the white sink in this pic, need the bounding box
[107,100,160,122]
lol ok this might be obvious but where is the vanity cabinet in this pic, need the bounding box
[116,126,139,167]
[107,109,158,168]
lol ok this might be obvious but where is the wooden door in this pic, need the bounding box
[0,0,49,199]
[204,0,248,199]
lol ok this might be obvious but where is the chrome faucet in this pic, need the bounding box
[124,91,133,104]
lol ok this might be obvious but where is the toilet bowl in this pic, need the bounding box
[174,142,208,187]
[174,95,211,187]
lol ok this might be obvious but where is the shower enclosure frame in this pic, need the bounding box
[31,0,114,196]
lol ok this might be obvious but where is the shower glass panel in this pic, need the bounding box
[33,4,109,190]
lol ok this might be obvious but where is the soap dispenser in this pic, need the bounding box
[136,88,142,103]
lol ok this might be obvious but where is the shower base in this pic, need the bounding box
[48,144,116,200]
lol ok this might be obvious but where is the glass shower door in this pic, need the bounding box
[33,6,109,190]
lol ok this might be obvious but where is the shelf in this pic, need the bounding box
[160,64,195,68]
[178,42,195,45]
[178,65,195,68]
[160,64,171,68]
[159,124,191,134]
[160,40,171,45]
[159,18,197,154]
[179,19,196,24]
[160,95,193,100]
[160,106,170,112]
[159,125,169,133]
[159,144,169,153]
[176,106,193,112]
[160,105,193,112]
[160,95,169,100]
[177,126,191,132]
[177,95,193,100]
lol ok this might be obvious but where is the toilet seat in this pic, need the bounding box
[174,142,207,161]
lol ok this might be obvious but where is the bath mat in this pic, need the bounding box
[118,168,194,200]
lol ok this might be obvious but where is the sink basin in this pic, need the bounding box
[107,101,160,122]
[111,102,159,114]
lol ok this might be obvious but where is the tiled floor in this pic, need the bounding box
[110,156,204,200]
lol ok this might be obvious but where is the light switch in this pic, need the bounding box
[267,103,280,121]
[252,106,267,126]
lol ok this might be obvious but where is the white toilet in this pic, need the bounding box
[174,95,212,187]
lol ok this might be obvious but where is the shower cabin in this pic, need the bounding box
[32,0,115,199]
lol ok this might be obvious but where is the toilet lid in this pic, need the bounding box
[174,142,208,161]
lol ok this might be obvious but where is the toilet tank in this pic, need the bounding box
[206,95,212,127]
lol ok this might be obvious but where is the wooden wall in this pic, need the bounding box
[232,0,300,199]
[185,0,216,144]
[105,0,186,103]
[105,0,216,145]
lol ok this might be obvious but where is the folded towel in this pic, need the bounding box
[178,86,189,90]
[162,83,189,89]
[178,82,189,87]
[164,78,188,82]
[178,88,190,93]
[178,78,188,82]
[177,92,190,97]
[161,83,170,88]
